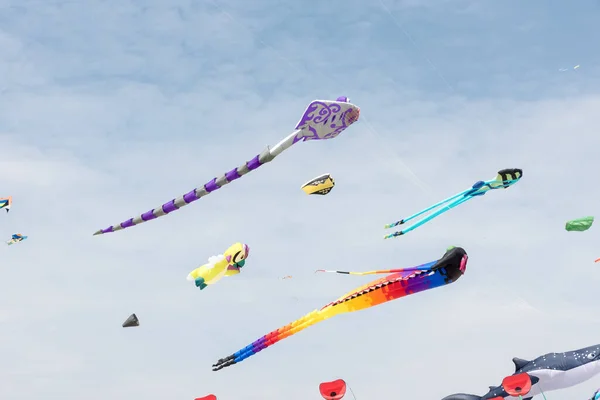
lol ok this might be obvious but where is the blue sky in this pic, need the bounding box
[1,0,600,399]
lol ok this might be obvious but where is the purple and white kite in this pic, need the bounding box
[93,96,360,235]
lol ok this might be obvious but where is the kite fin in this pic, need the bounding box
[512,357,530,372]
[225,268,240,276]
[195,277,207,289]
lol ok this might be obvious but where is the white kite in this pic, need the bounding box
[559,65,580,72]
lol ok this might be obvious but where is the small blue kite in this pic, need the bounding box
[7,233,28,246]
[384,168,523,239]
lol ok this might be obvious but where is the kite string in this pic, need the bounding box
[348,384,358,400]
[209,0,434,198]
[377,0,507,163]
[359,114,435,197]
[378,0,456,93]
[536,382,548,400]
[209,0,306,78]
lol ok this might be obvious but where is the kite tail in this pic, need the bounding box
[93,149,276,235]
[212,309,325,371]
[384,195,473,239]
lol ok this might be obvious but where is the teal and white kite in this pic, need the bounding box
[384,168,523,239]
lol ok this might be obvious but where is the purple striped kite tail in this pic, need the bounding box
[93,148,276,235]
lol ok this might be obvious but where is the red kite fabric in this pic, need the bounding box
[319,379,347,400]
[502,373,532,397]
[195,395,216,400]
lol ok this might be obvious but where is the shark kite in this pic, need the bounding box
[93,97,360,235]
[442,343,600,399]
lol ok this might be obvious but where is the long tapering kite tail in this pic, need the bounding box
[314,265,434,276]
[212,246,468,371]
[93,97,360,235]
[212,309,327,371]
[384,168,522,239]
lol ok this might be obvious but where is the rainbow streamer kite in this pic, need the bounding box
[212,246,468,371]
[384,168,522,239]
[93,97,360,235]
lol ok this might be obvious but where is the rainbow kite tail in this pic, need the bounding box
[212,309,325,371]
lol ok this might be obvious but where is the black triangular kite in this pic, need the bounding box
[122,313,139,328]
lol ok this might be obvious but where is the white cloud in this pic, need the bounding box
[1,1,600,399]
